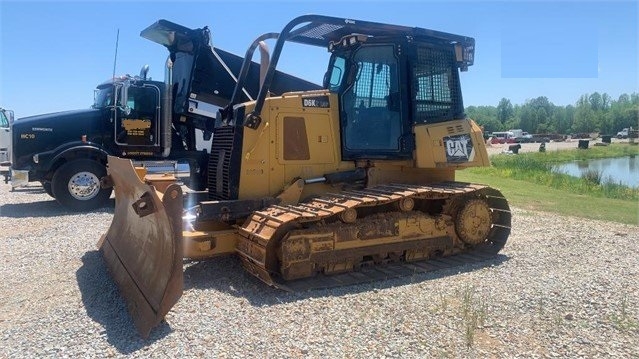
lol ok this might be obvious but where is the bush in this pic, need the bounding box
[581,168,602,185]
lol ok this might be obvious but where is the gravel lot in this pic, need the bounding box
[484,138,627,156]
[1,178,638,358]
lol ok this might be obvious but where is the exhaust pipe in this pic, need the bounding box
[161,59,173,157]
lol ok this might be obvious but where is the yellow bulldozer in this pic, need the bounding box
[99,14,511,337]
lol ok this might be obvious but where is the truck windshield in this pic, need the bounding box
[93,87,115,108]
[0,111,8,128]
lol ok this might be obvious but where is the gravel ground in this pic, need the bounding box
[0,179,638,358]
[485,137,631,156]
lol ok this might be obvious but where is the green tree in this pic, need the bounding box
[519,105,537,133]
[554,105,574,134]
[465,92,637,136]
[572,97,597,133]
[589,92,603,111]
[466,105,501,132]
[610,93,639,132]
[497,98,514,124]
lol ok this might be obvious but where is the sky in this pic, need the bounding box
[0,0,637,119]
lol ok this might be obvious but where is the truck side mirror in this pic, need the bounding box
[7,110,14,125]
[118,84,132,116]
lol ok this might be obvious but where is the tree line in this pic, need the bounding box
[465,92,639,135]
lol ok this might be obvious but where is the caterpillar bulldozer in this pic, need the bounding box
[99,14,511,337]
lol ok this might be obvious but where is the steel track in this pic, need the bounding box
[237,181,512,290]
[274,247,506,292]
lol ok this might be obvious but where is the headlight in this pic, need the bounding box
[32,154,39,164]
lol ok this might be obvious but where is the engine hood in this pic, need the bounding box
[11,108,110,173]
[14,108,105,130]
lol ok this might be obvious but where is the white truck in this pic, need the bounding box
[617,128,629,139]
[0,108,14,182]
[509,129,533,143]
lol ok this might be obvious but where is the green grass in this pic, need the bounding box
[460,285,488,348]
[457,144,639,225]
[609,294,639,333]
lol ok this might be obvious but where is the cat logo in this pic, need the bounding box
[444,134,474,162]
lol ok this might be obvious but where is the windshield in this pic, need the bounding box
[0,110,8,128]
[93,86,115,109]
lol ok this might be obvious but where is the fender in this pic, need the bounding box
[37,141,111,174]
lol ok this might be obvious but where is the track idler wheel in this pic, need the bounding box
[455,198,492,245]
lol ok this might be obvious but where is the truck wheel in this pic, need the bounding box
[40,181,54,198]
[51,159,112,211]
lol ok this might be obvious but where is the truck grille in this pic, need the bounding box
[207,125,242,200]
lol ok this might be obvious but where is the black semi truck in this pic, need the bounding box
[10,20,319,211]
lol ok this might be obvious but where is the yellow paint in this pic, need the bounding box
[183,229,239,259]
[275,112,334,165]
[414,119,490,169]
[122,119,152,130]
[237,92,355,200]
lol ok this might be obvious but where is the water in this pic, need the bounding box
[552,156,639,188]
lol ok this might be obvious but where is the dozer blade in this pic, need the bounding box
[98,156,183,338]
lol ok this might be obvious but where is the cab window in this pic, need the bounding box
[341,45,402,153]
[326,56,346,92]
[0,111,8,128]
[412,45,463,124]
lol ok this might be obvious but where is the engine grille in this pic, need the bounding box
[207,125,242,200]
[446,124,465,134]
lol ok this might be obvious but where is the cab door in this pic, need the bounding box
[115,84,161,152]
[0,110,12,163]
[339,44,411,160]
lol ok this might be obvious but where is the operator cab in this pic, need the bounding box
[325,34,466,160]
[230,15,474,163]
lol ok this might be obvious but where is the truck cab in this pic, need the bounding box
[0,108,13,165]
[93,76,175,157]
[9,73,196,211]
[617,128,629,139]
[9,20,320,211]
[0,108,13,182]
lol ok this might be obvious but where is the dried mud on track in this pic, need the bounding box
[0,180,638,358]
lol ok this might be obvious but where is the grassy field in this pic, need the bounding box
[457,144,639,225]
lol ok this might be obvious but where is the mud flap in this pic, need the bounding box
[99,156,183,338]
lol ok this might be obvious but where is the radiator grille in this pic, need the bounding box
[446,125,465,134]
[207,126,241,200]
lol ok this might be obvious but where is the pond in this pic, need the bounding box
[552,156,639,188]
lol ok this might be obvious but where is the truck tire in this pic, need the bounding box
[40,181,54,198]
[51,159,112,211]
